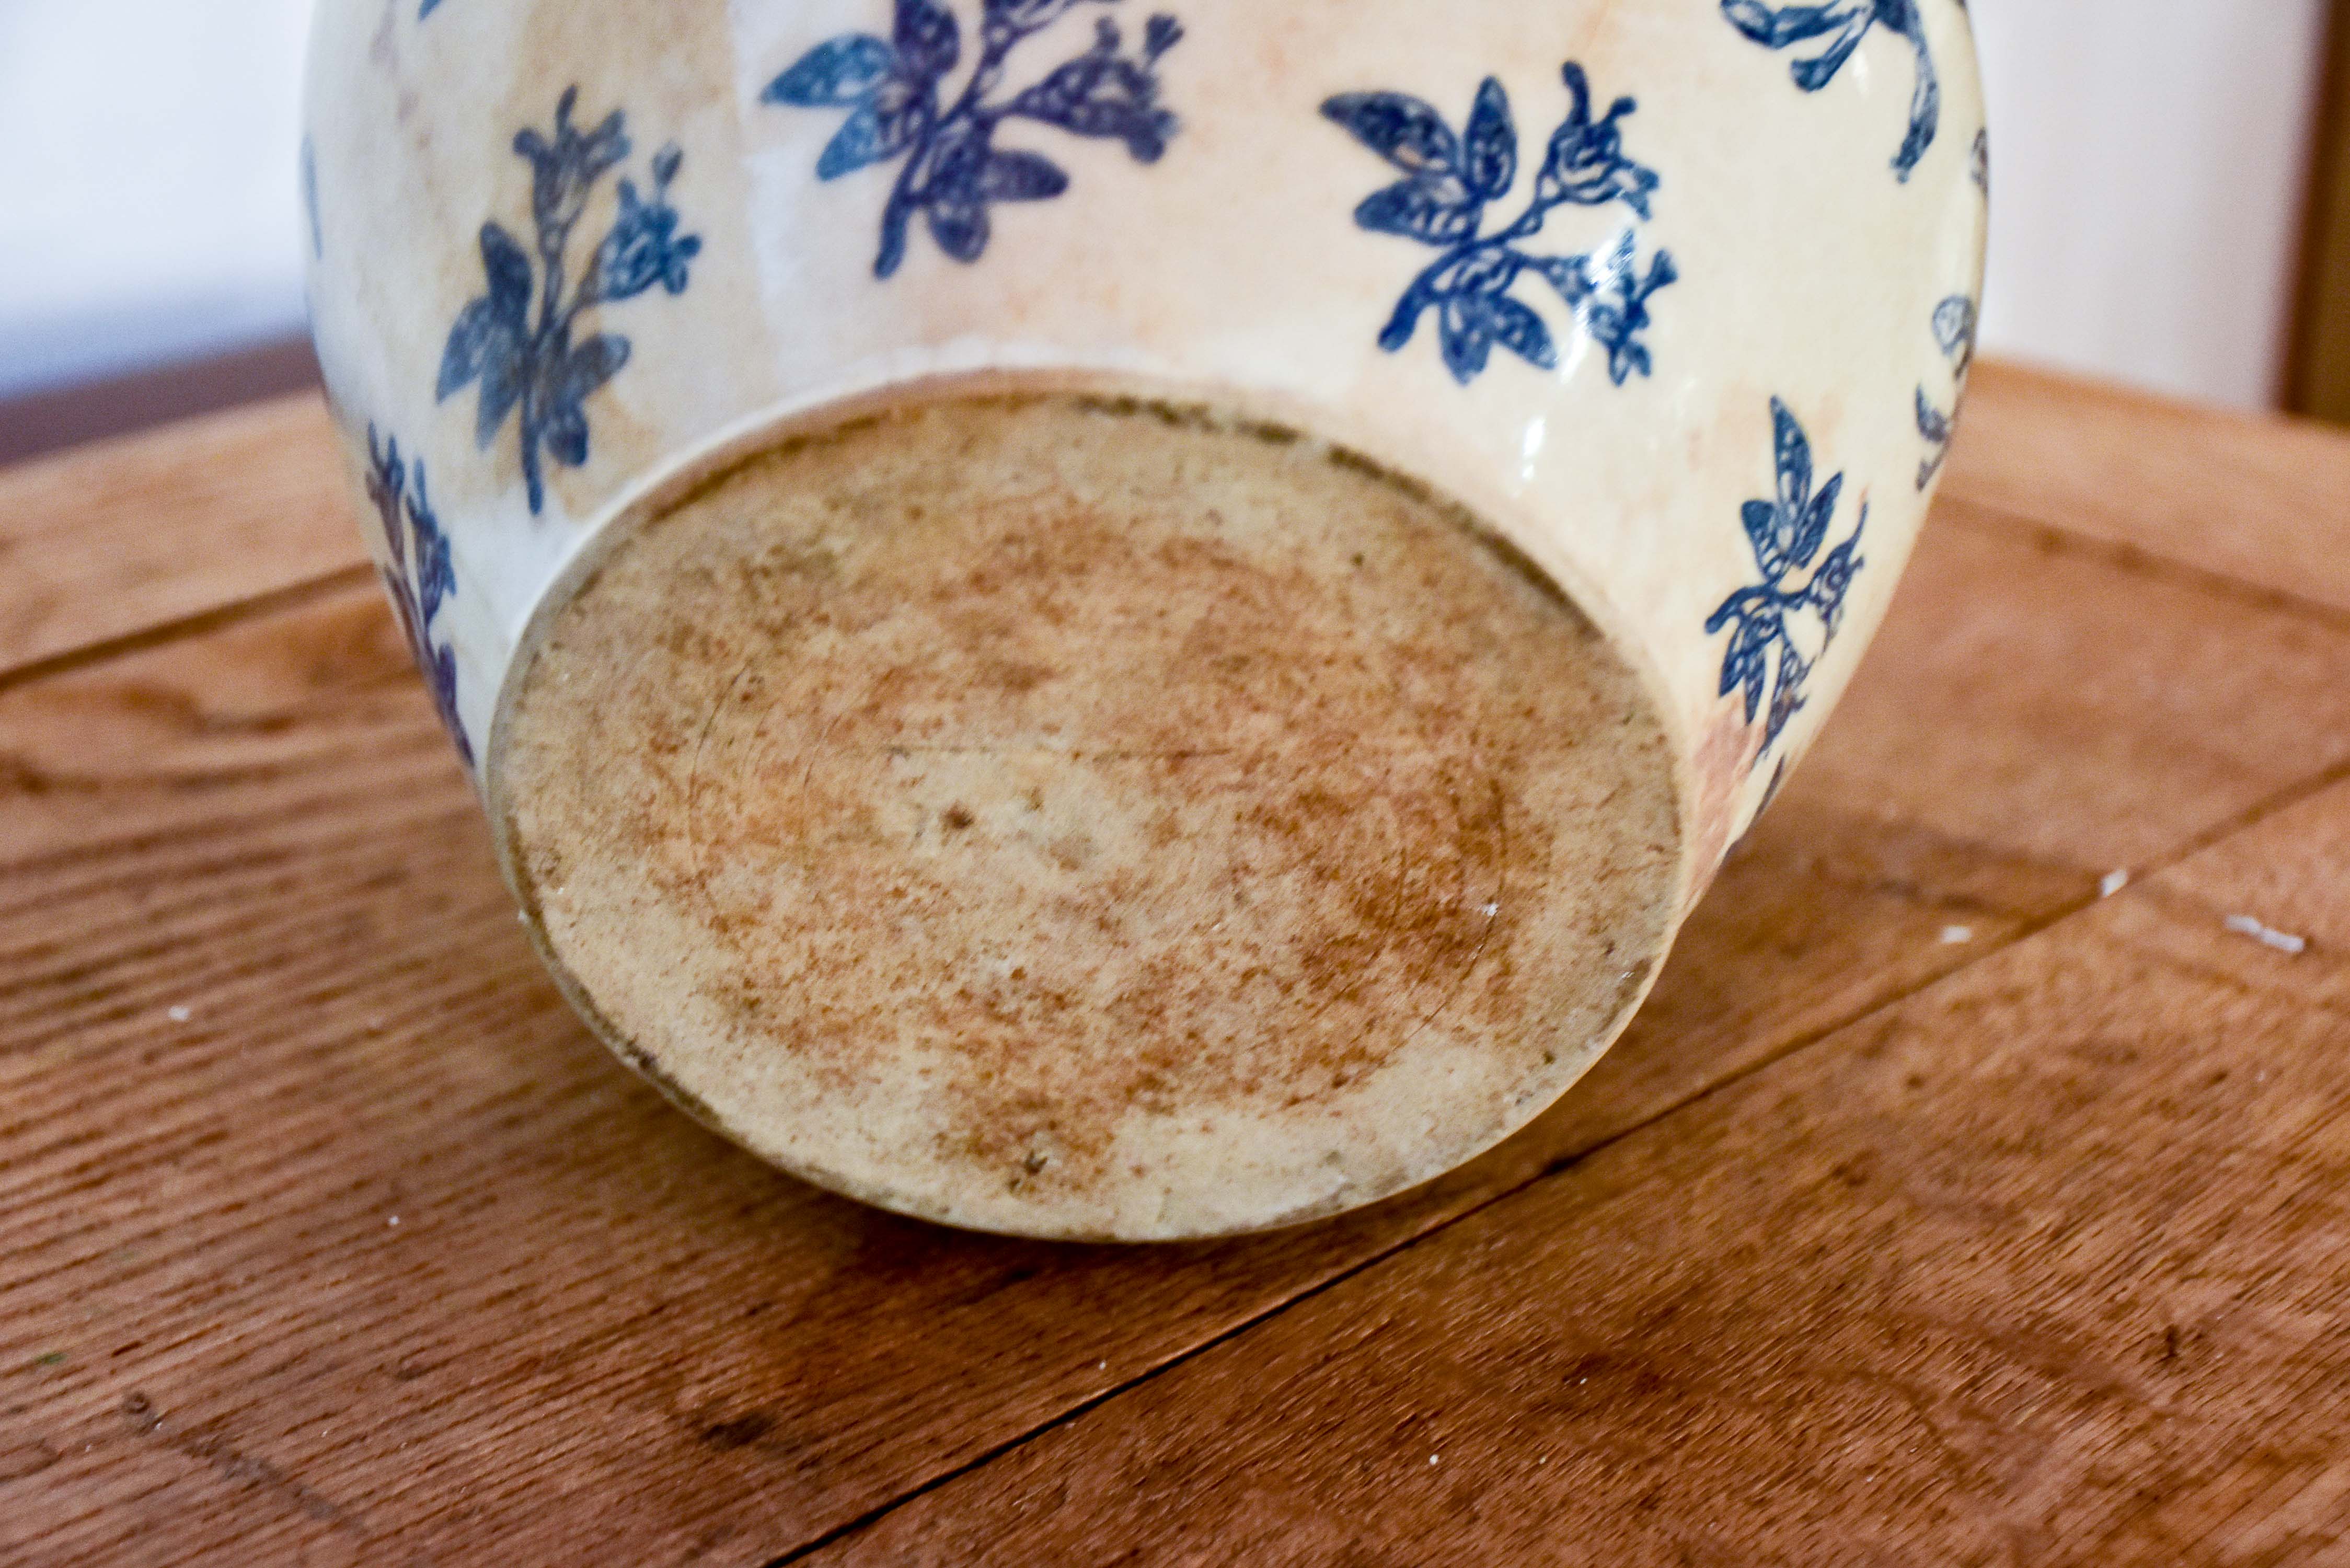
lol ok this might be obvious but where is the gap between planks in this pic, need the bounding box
[0,568,378,701]
[1937,497,2350,641]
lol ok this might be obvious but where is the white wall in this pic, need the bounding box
[0,0,2332,411]
[0,0,314,400]
[1973,0,2332,408]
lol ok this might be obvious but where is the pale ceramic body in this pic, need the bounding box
[306,0,1986,1225]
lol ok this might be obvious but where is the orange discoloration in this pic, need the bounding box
[500,390,1680,1238]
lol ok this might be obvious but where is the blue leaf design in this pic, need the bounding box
[1582,239,1676,385]
[365,424,472,766]
[1741,500,1785,576]
[1536,65,1657,216]
[437,91,698,515]
[1720,0,1942,181]
[987,0,1085,27]
[479,222,535,318]
[1789,24,1869,90]
[1766,641,1812,745]
[1439,301,1494,385]
[1355,178,1480,245]
[436,295,510,405]
[1731,618,1777,721]
[771,3,1184,277]
[764,35,900,106]
[1527,253,1595,307]
[1471,294,1557,371]
[894,0,962,82]
[1144,14,1182,60]
[1011,20,1182,159]
[1721,0,1852,46]
[976,149,1070,202]
[1793,471,1841,568]
[517,89,632,240]
[1806,509,1867,635]
[553,333,631,432]
[1320,93,1461,176]
[473,333,529,452]
[1916,386,1952,445]
[596,161,705,299]
[1326,61,1675,388]
[928,197,992,261]
[819,87,930,180]
[1450,247,1520,296]
[1461,78,1517,201]
[1377,289,1434,353]
[1772,397,1813,517]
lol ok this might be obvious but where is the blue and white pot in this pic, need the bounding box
[305,0,1987,1240]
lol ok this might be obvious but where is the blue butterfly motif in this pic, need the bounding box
[1914,293,1976,488]
[1707,399,1869,752]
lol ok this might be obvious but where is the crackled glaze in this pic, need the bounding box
[309,0,1984,840]
[306,0,1987,1234]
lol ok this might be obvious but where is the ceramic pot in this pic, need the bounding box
[304,0,1987,1241]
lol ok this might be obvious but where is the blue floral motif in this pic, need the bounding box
[366,428,471,767]
[766,0,1184,279]
[420,0,446,16]
[1322,64,1677,387]
[437,88,702,515]
[1914,293,1976,488]
[1707,399,1869,752]
[1721,0,1941,182]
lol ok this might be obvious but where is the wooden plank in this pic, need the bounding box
[808,777,2350,1566]
[5,483,2349,1562]
[0,356,2335,694]
[1943,361,2350,618]
[0,394,363,680]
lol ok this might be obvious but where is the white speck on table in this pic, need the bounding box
[2226,916,2309,955]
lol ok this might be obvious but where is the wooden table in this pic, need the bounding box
[5,364,2350,1565]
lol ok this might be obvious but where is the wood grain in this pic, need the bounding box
[6,483,2350,1562]
[1946,362,2350,618]
[0,394,362,681]
[812,778,2350,1567]
[5,370,2350,1564]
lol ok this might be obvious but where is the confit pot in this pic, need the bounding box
[304,0,1987,1240]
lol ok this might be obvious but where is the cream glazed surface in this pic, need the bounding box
[306,0,1987,1236]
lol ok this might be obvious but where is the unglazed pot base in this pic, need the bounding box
[495,392,1681,1240]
